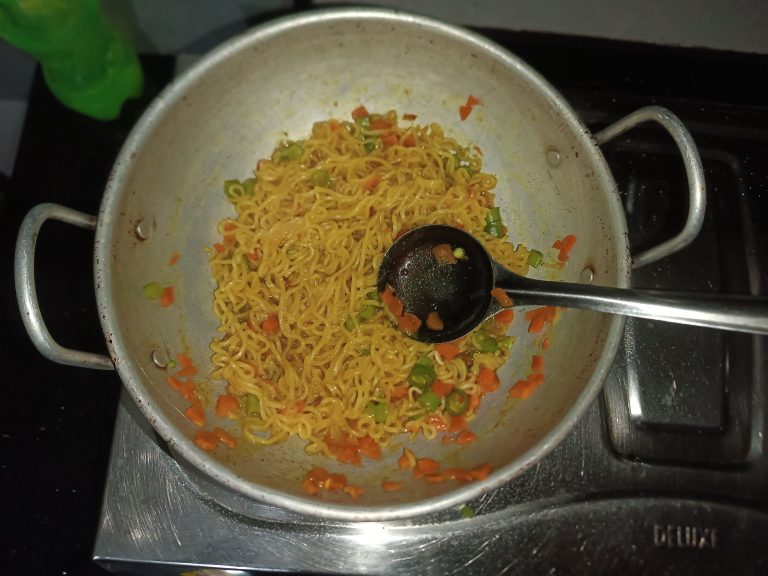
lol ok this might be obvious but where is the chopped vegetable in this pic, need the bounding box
[446,389,469,416]
[361,172,381,191]
[477,367,500,393]
[358,436,382,460]
[469,463,493,480]
[245,393,261,417]
[351,105,369,120]
[402,133,417,147]
[142,281,163,300]
[160,286,174,307]
[452,247,466,260]
[473,332,499,353]
[194,430,218,451]
[369,118,392,130]
[357,304,377,322]
[553,234,577,262]
[262,313,280,334]
[460,505,475,518]
[525,306,558,334]
[399,447,416,470]
[426,311,444,331]
[484,207,505,238]
[279,142,303,162]
[391,385,409,400]
[457,429,477,445]
[185,404,205,427]
[431,380,454,397]
[527,249,544,268]
[365,401,389,423]
[491,287,513,308]
[408,360,437,389]
[382,480,404,491]
[418,390,442,411]
[432,243,457,265]
[381,133,400,147]
[168,252,180,266]
[459,95,482,121]
[343,485,365,500]
[312,169,332,188]
[213,427,237,448]
[216,394,241,419]
[434,344,461,364]
[397,312,422,333]
[498,335,516,351]
[495,308,515,324]
[416,458,440,475]
[531,354,544,373]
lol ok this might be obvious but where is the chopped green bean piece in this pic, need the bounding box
[359,346,371,357]
[460,505,475,518]
[245,393,261,417]
[366,401,388,423]
[527,249,544,268]
[418,390,441,412]
[474,332,499,353]
[363,139,376,153]
[344,315,358,331]
[452,247,466,260]
[446,389,469,416]
[243,177,257,195]
[357,304,376,322]
[484,207,504,238]
[142,281,163,300]
[498,336,516,351]
[408,363,437,390]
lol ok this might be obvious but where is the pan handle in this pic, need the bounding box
[594,106,706,269]
[15,203,114,370]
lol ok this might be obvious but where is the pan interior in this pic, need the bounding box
[97,9,628,519]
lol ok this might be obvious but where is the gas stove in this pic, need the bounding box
[5,22,768,576]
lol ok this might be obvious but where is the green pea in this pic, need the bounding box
[366,401,388,423]
[279,142,303,162]
[312,169,332,188]
[142,281,163,300]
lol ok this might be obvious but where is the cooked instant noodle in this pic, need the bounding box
[209,108,531,460]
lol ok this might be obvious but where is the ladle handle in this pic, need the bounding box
[498,276,768,335]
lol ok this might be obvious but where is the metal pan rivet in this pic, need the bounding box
[546,149,561,167]
[135,220,151,240]
[151,349,169,369]
[580,267,594,284]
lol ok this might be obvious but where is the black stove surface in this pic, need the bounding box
[2,21,767,576]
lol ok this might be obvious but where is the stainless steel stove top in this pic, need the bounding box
[92,41,768,576]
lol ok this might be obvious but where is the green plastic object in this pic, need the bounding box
[0,0,143,120]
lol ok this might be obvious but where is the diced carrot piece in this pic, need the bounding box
[424,474,445,483]
[351,105,369,119]
[434,342,461,361]
[329,120,341,133]
[324,473,348,492]
[382,480,404,491]
[167,375,184,392]
[528,314,546,334]
[307,466,329,485]
[477,367,500,393]
[509,379,535,399]
[557,234,577,262]
[194,430,218,451]
[391,385,410,400]
[336,446,361,466]
[495,308,515,324]
[528,372,545,386]
[531,354,544,373]
[213,427,237,448]
[302,478,320,495]
[177,352,194,367]
[381,133,399,147]
[185,405,205,427]
[160,286,174,307]
[178,379,197,401]
[402,134,417,147]
[398,313,422,333]
[223,221,237,232]
[361,172,381,191]
[416,458,440,474]
[426,311,444,331]
[358,436,382,460]
[466,95,482,107]
[216,394,241,418]
[399,447,416,470]
[168,251,180,266]
[457,430,477,445]
[343,485,365,499]
[431,243,457,264]
[369,119,392,130]
[491,287,513,307]
[262,313,280,334]
[469,463,493,480]
[387,295,404,318]
[542,338,551,350]
[402,113,417,121]
[459,105,472,121]
[448,416,466,432]
[431,380,453,397]
[247,249,262,262]
[213,243,226,253]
